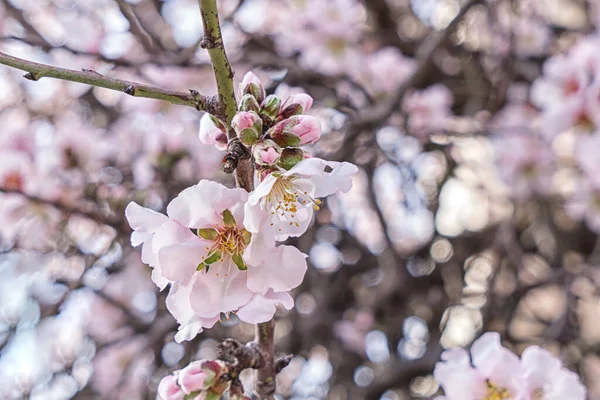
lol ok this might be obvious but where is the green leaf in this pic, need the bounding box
[222,209,236,228]
[197,228,219,240]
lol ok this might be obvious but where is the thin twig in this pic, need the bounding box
[115,0,158,54]
[0,51,219,112]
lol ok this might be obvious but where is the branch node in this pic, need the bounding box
[200,38,215,49]
[81,68,101,75]
[275,354,293,374]
[223,138,251,174]
[124,85,136,96]
[23,72,39,81]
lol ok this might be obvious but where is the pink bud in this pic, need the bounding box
[259,147,280,165]
[178,361,209,394]
[157,374,185,400]
[239,72,265,103]
[283,93,313,113]
[252,139,282,166]
[199,114,227,151]
[232,111,261,132]
[240,71,261,87]
[290,115,321,145]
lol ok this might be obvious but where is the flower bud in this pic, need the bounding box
[239,93,260,113]
[199,114,227,151]
[239,72,265,103]
[158,373,185,400]
[232,111,262,146]
[280,93,313,120]
[252,139,282,166]
[178,361,209,394]
[200,360,225,388]
[268,115,322,147]
[277,148,305,170]
[260,95,282,126]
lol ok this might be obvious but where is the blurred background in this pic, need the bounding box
[1,0,599,398]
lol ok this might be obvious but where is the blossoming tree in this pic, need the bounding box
[0,0,597,399]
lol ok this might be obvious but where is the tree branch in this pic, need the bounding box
[0,51,219,112]
[197,2,274,399]
[0,187,128,234]
[335,0,481,163]
[254,320,276,399]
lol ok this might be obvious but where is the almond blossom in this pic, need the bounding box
[126,180,307,341]
[434,332,586,400]
[244,158,358,240]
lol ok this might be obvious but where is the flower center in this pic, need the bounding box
[267,176,321,230]
[483,380,511,400]
[196,209,251,274]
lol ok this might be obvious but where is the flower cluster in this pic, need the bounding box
[434,332,586,400]
[491,34,600,232]
[128,72,357,341]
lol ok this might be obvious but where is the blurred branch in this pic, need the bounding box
[115,0,158,54]
[361,0,416,54]
[0,187,128,234]
[0,51,219,112]
[0,35,206,68]
[336,0,481,161]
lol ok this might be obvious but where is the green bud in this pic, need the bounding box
[282,132,302,147]
[277,148,305,170]
[238,127,260,146]
[277,102,303,121]
[222,209,236,228]
[239,93,260,113]
[197,228,219,241]
[260,95,282,126]
[232,252,247,270]
[247,82,265,104]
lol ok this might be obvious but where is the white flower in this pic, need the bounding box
[244,158,358,240]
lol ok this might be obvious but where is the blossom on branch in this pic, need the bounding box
[126,180,308,341]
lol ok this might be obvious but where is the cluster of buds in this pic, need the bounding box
[157,359,249,400]
[232,72,321,174]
